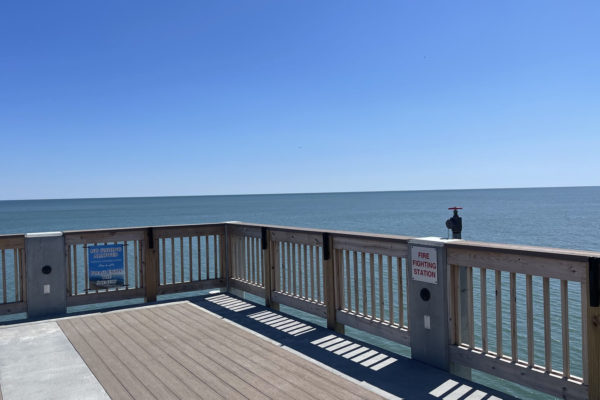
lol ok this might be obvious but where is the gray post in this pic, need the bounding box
[25,232,67,318]
[408,237,451,370]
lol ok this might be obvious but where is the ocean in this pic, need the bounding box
[1,186,599,399]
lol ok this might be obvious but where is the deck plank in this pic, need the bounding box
[60,302,385,400]
[171,303,383,400]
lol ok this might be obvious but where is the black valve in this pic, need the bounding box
[42,265,52,275]
[445,207,463,239]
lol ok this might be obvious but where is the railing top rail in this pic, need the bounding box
[447,239,600,262]
[225,221,414,242]
[0,234,25,249]
[62,222,225,236]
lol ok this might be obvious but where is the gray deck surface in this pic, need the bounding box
[58,302,387,400]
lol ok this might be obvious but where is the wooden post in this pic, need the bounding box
[143,228,158,303]
[587,257,600,400]
[224,224,231,292]
[323,233,343,333]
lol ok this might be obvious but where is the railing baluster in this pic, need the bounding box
[134,240,139,288]
[316,246,321,302]
[1,249,6,303]
[387,255,393,324]
[378,254,384,321]
[123,242,128,290]
[468,266,474,348]
[481,268,488,353]
[297,243,303,297]
[495,270,502,357]
[510,272,517,361]
[214,235,219,281]
[353,251,359,313]
[345,250,351,310]
[303,244,308,298]
[74,245,78,295]
[13,248,18,301]
[543,277,551,372]
[170,237,175,285]
[205,235,210,281]
[398,257,403,327]
[361,252,367,315]
[370,253,375,318]
[526,274,533,367]
[561,279,570,378]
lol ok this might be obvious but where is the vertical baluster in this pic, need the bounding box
[134,241,139,288]
[196,236,201,281]
[510,272,517,361]
[387,255,393,324]
[138,240,144,289]
[205,235,210,281]
[188,237,193,282]
[74,245,78,295]
[123,243,128,289]
[1,249,6,303]
[405,260,410,329]
[214,235,219,281]
[467,267,474,347]
[481,268,488,353]
[353,252,359,314]
[303,244,308,298]
[13,248,18,301]
[561,280,570,378]
[179,237,184,283]
[526,274,533,366]
[170,237,175,285]
[361,252,367,315]
[315,246,321,302]
[283,242,288,293]
[378,254,384,320]
[297,243,303,297]
[292,243,297,295]
[310,245,315,300]
[370,253,375,318]
[66,246,72,296]
[160,238,165,284]
[345,250,351,310]
[495,270,502,356]
[581,281,589,385]
[543,277,551,372]
[397,257,403,327]
[251,237,256,283]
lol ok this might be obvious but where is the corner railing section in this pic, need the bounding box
[228,224,266,297]
[64,228,147,306]
[153,224,225,296]
[446,241,598,400]
[0,234,26,315]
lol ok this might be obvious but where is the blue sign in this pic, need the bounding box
[88,244,125,289]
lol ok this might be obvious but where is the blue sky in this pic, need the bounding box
[1,1,598,200]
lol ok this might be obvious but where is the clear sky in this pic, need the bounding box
[1,1,598,200]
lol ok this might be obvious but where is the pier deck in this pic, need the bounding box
[0,295,514,400]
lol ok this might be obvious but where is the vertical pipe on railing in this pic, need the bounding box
[143,228,158,302]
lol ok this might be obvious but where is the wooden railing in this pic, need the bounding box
[0,234,26,315]
[153,224,225,296]
[446,241,598,400]
[333,233,411,346]
[1,222,598,399]
[64,228,147,306]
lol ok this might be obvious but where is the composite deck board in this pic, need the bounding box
[146,305,358,400]
[59,302,385,400]
[167,304,377,400]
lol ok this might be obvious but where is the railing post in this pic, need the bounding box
[323,233,344,333]
[24,232,67,318]
[588,257,600,400]
[407,237,452,371]
[143,228,158,303]
[224,224,231,292]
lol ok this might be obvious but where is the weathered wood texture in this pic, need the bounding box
[58,302,385,400]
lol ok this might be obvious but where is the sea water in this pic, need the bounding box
[1,186,598,399]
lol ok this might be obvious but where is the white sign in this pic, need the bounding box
[411,246,438,284]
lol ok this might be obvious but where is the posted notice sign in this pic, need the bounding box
[88,244,125,289]
[411,246,438,284]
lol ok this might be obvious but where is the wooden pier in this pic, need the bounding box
[1,221,599,399]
